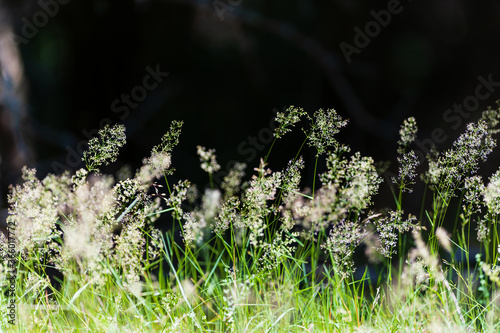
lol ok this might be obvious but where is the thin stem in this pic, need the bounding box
[312,155,319,198]
[264,137,278,163]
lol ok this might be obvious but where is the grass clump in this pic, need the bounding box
[2,105,500,332]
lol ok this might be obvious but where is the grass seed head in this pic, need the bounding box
[397,117,418,154]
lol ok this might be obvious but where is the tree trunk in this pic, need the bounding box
[0,1,32,224]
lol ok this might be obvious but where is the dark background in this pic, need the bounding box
[2,0,500,222]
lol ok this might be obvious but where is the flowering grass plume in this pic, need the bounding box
[372,210,415,258]
[197,145,221,175]
[6,167,59,254]
[483,168,500,215]
[274,105,307,139]
[423,120,495,192]
[83,124,126,174]
[462,175,485,223]
[4,104,500,332]
[392,118,420,194]
[136,120,182,183]
[221,162,246,199]
[397,116,418,154]
[305,107,349,155]
[393,151,420,193]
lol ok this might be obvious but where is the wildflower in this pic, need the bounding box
[253,158,271,178]
[151,120,183,155]
[397,117,418,154]
[114,221,147,285]
[113,178,142,206]
[319,152,347,186]
[279,210,295,231]
[274,105,307,139]
[410,230,444,282]
[321,152,382,212]
[372,210,415,258]
[242,168,282,245]
[476,219,490,243]
[136,152,172,185]
[422,149,440,185]
[111,193,162,285]
[398,150,420,182]
[159,292,181,314]
[423,120,496,200]
[83,124,126,174]
[73,174,117,226]
[392,150,420,193]
[401,231,445,293]
[463,175,485,211]
[62,215,102,262]
[7,167,59,253]
[300,151,381,240]
[306,108,349,156]
[220,265,249,329]
[449,120,495,173]
[163,180,191,218]
[280,156,304,207]
[43,171,73,213]
[72,168,89,189]
[181,212,206,247]
[56,174,117,267]
[258,230,298,271]
[342,153,382,212]
[291,192,311,219]
[462,176,485,232]
[179,188,221,247]
[484,168,500,215]
[480,104,500,135]
[214,197,241,235]
[201,188,222,220]
[136,121,183,184]
[302,185,340,236]
[221,162,246,198]
[197,146,221,174]
[321,219,367,274]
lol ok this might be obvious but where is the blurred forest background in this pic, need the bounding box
[1,0,500,230]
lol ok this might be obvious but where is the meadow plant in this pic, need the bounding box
[220,162,246,199]
[305,107,349,156]
[483,168,500,215]
[3,104,500,332]
[197,146,221,175]
[82,124,126,174]
[273,105,306,139]
[423,120,495,199]
[396,116,418,154]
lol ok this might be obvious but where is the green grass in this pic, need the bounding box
[2,106,500,332]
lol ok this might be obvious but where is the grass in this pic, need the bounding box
[2,105,500,332]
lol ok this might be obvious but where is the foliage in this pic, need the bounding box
[2,105,500,332]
